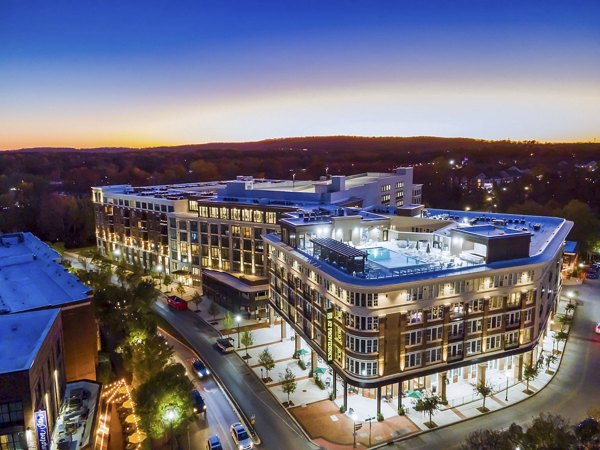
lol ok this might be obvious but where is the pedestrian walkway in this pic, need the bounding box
[189,289,576,449]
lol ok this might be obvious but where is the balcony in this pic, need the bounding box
[447,352,463,362]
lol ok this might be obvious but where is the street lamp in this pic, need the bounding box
[236,315,242,348]
[350,410,358,448]
[505,369,511,402]
[165,406,176,450]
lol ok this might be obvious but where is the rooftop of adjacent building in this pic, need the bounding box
[92,168,416,203]
[0,308,60,374]
[0,233,91,314]
[51,380,101,450]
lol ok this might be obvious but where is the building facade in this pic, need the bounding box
[92,169,422,316]
[264,208,571,413]
[0,310,66,450]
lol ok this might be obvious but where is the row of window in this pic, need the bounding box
[193,204,278,224]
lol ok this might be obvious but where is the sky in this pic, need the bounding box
[1,0,599,149]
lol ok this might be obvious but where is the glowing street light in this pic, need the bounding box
[165,406,177,450]
[236,315,242,348]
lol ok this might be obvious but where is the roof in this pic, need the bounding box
[0,308,60,374]
[0,233,91,314]
[203,269,268,292]
[311,238,368,258]
[453,224,530,239]
[564,241,579,254]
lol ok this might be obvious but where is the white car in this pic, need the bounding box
[230,422,253,450]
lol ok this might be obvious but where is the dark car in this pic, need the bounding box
[167,295,188,311]
[192,359,210,378]
[206,435,223,450]
[587,270,599,279]
[191,390,206,414]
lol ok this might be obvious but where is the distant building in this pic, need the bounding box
[562,240,580,277]
[0,233,97,381]
[92,169,422,317]
[474,166,529,190]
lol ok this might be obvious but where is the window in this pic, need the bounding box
[0,402,23,427]
[489,296,503,310]
[466,339,481,355]
[347,358,378,376]
[266,212,277,224]
[429,306,444,320]
[381,184,391,192]
[405,352,422,368]
[505,330,519,346]
[486,335,501,350]
[468,299,484,313]
[425,348,442,364]
[405,331,422,346]
[346,336,378,353]
[0,432,23,450]
[506,311,520,326]
[396,181,404,189]
[381,194,391,204]
[242,209,253,222]
[407,309,423,324]
[487,315,502,330]
[426,326,443,342]
[524,309,533,323]
[467,319,482,333]
[346,314,379,330]
[448,343,462,357]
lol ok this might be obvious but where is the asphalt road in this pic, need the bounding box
[390,279,600,450]
[153,300,316,450]
[161,330,240,450]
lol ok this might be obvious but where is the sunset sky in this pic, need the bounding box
[1,0,599,149]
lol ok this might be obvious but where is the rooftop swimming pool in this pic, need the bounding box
[365,246,424,268]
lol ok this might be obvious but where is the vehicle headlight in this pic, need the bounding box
[197,372,203,377]
[206,369,210,375]
[203,405,206,411]
[193,408,197,413]
[239,445,244,450]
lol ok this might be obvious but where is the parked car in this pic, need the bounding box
[167,295,188,311]
[191,390,206,414]
[595,322,600,334]
[192,359,210,378]
[586,270,599,280]
[230,422,253,450]
[206,435,222,450]
[215,337,235,353]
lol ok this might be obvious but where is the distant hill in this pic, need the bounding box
[7,135,599,154]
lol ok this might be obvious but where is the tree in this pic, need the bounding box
[474,381,494,412]
[523,363,539,394]
[176,281,186,297]
[241,330,254,358]
[163,274,173,291]
[461,424,523,450]
[520,413,574,449]
[191,291,203,310]
[280,368,297,406]
[553,330,568,354]
[544,353,558,372]
[415,395,441,428]
[134,363,194,440]
[223,312,234,336]
[258,348,275,381]
[118,329,174,385]
[557,314,573,332]
[115,264,128,287]
[208,301,220,321]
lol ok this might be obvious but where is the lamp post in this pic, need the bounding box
[165,406,176,450]
[505,369,511,402]
[365,416,376,447]
[236,315,242,348]
[351,410,358,448]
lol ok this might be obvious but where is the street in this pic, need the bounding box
[153,301,316,450]
[390,279,600,450]
[161,329,240,450]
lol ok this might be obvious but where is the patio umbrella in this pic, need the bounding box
[296,348,309,357]
[122,400,134,409]
[125,414,140,424]
[128,431,147,444]
[406,390,422,399]
[313,367,327,375]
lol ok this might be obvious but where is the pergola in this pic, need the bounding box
[311,237,367,275]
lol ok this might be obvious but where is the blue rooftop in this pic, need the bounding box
[564,241,578,254]
[0,233,91,314]
[0,308,60,374]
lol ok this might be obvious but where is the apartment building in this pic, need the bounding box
[263,208,572,414]
[92,169,422,317]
